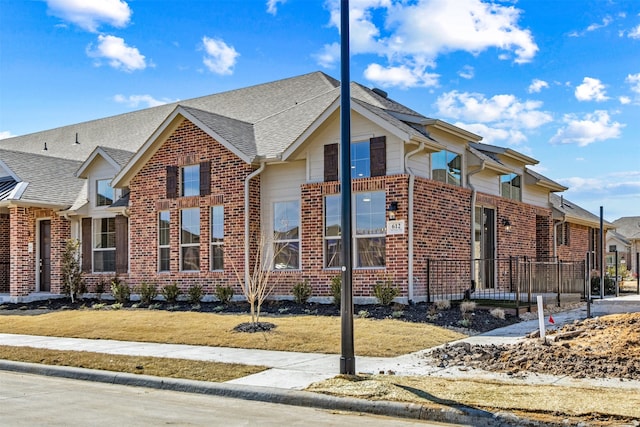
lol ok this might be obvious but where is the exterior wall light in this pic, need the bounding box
[502,218,512,232]
[387,201,398,220]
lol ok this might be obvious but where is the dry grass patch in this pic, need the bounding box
[0,345,264,382]
[307,375,640,425]
[0,310,465,357]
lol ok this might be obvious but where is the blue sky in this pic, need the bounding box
[0,0,638,221]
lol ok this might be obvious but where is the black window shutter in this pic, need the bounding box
[200,161,211,196]
[166,165,178,198]
[370,136,386,177]
[115,215,129,274]
[324,143,339,182]
[81,218,92,273]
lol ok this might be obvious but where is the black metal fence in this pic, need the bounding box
[0,261,8,293]
[425,257,586,310]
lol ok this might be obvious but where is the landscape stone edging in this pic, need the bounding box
[0,360,558,427]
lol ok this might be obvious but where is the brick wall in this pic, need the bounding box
[9,207,34,297]
[0,213,9,292]
[127,119,257,296]
[557,223,592,262]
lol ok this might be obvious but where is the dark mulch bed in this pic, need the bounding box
[0,298,520,334]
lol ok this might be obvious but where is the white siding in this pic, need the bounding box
[406,148,429,178]
[307,111,404,182]
[522,184,550,207]
[470,169,500,196]
[261,160,305,235]
[87,156,120,217]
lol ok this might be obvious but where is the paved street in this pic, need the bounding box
[0,371,460,426]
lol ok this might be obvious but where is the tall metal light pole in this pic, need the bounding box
[339,0,355,375]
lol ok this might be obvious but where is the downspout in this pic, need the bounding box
[404,142,425,303]
[244,162,266,287]
[553,196,566,260]
[467,162,485,291]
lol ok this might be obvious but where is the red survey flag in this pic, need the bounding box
[548,315,555,324]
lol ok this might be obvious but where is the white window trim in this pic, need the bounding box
[181,164,200,197]
[323,195,341,269]
[92,216,116,273]
[180,208,200,272]
[158,211,170,272]
[353,191,386,269]
[272,199,301,270]
[210,205,224,271]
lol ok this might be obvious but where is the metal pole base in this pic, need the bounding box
[340,357,356,375]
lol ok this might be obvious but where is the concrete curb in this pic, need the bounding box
[0,360,556,427]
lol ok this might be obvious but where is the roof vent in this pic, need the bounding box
[372,88,388,98]
[75,132,80,144]
[43,142,48,151]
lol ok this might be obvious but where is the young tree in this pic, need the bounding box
[233,232,284,327]
[61,238,85,303]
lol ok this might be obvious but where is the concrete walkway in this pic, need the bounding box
[1,293,639,426]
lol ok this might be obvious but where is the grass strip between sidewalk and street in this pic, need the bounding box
[0,309,466,357]
[0,345,265,382]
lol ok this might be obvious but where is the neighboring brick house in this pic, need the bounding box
[0,71,608,303]
[608,217,640,274]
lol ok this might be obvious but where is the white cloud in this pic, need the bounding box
[528,79,549,93]
[455,122,527,145]
[318,0,538,88]
[87,35,147,72]
[619,96,631,105]
[458,65,474,80]
[45,0,131,32]
[0,131,14,140]
[364,63,439,89]
[550,110,624,146]
[312,42,340,68]
[626,73,640,95]
[266,0,286,15]
[628,24,640,39]
[575,77,609,102]
[435,90,553,130]
[113,94,175,108]
[201,37,239,75]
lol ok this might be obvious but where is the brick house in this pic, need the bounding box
[0,72,607,303]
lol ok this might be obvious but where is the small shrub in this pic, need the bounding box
[457,318,472,328]
[292,280,312,304]
[110,302,123,310]
[110,276,130,303]
[161,283,182,304]
[61,239,86,303]
[95,279,106,302]
[490,307,506,320]
[459,300,476,314]
[392,310,404,319]
[331,276,342,306]
[212,305,224,312]
[187,284,204,304]
[138,282,158,305]
[434,299,451,311]
[373,279,399,306]
[357,310,370,318]
[91,303,106,310]
[149,303,162,310]
[214,285,234,304]
[278,307,290,314]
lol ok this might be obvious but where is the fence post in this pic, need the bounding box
[556,257,561,307]
[426,258,431,303]
[586,251,591,318]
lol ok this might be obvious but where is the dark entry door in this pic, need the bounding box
[39,220,51,292]
[474,207,495,289]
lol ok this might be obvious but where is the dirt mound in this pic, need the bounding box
[428,312,640,380]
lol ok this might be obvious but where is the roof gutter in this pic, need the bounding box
[244,162,266,287]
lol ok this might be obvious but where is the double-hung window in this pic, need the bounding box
[355,191,386,267]
[93,217,116,272]
[351,141,371,178]
[96,179,114,206]
[432,150,461,186]
[158,211,170,272]
[181,164,199,197]
[273,200,300,270]
[324,195,342,268]
[210,206,224,271]
[501,173,521,201]
[180,208,200,271]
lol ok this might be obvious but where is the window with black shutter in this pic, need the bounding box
[81,217,92,273]
[200,161,211,196]
[324,143,339,182]
[369,136,386,177]
[115,215,128,274]
[166,165,178,198]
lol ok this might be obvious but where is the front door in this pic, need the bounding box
[39,220,51,292]
[474,207,495,289]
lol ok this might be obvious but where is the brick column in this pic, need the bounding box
[9,206,35,297]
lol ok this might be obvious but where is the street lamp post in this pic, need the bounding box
[339,0,355,375]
